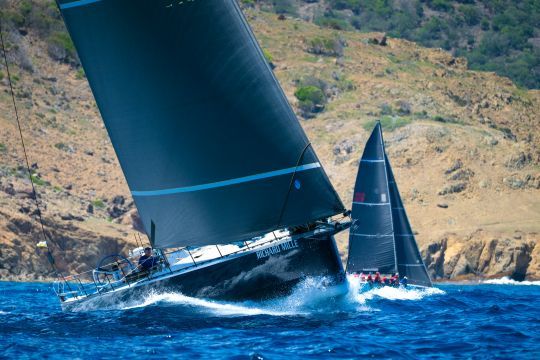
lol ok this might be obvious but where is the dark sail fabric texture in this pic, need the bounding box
[386,160,432,287]
[57,0,344,248]
[346,123,396,274]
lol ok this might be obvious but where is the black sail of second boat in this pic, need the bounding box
[386,160,432,287]
[347,122,431,286]
[56,0,344,248]
[347,123,396,275]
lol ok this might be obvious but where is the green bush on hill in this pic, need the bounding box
[259,0,540,89]
[92,199,106,209]
[314,16,351,31]
[294,84,326,117]
[240,0,256,7]
[459,4,481,26]
[272,0,298,15]
[31,173,50,186]
[363,116,412,132]
[47,31,77,64]
[2,0,80,67]
[295,85,325,104]
[307,35,345,57]
[426,0,453,12]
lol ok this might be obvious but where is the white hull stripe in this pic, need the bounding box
[132,162,321,197]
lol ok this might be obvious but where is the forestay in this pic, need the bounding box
[57,0,344,248]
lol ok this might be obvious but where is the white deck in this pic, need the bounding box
[57,228,302,305]
[164,229,290,271]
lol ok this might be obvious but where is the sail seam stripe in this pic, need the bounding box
[352,202,390,206]
[59,0,102,9]
[398,264,425,267]
[395,234,414,237]
[360,159,385,163]
[131,162,321,196]
[351,234,393,237]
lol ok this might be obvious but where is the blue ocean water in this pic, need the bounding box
[0,277,539,359]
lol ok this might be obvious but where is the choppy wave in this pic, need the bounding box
[3,281,539,359]
[484,277,540,286]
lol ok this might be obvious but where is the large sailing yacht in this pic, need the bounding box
[52,0,351,310]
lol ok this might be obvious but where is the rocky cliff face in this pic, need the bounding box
[424,230,538,281]
[0,5,538,281]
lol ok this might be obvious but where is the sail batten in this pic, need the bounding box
[57,0,344,248]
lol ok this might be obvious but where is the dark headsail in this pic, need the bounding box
[346,123,396,274]
[347,122,431,286]
[386,160,432,287]
[56,0,344,248]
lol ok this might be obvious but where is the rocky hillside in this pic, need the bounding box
[0,4,539,281]
[250,0,540,89]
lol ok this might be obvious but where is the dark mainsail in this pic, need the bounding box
[386,160,432,287]
[56,0,344,248]
[346,123,396,274]
[347,122,431,286]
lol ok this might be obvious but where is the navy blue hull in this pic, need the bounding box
[62,232,344,310]
[162,233,344,300]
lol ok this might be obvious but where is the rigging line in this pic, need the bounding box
[378,124,398,275]
[0,18,55,249]
[275,142,312,230]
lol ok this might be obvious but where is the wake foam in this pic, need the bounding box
[346,275,445,305]
[71,275,445,315]
[122,291,295,316]
[483,277,540,286]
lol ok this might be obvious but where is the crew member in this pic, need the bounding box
[400,276,408,288]
[374,272,381,285]
[366,272,373,284]
[138,247,158,271]
[391,273,400,286]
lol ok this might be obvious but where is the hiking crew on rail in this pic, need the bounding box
[357,272,408,287]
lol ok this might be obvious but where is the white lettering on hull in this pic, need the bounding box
[256,239,299,260]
